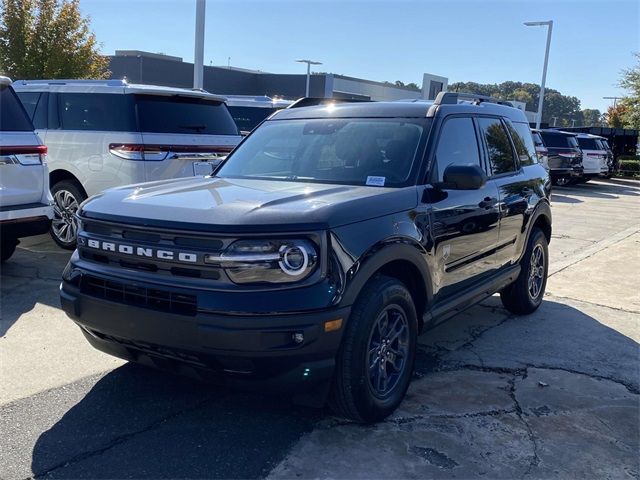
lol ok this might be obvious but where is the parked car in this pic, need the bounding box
[538,129,584,186]
[60,92,552,423]
[531,129,549,169]
[575,133,609,181]
[13,79,242,249]
[225,95,293,134]
[0,77,53,262]
[597,137,615,177]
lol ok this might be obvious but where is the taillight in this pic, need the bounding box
[109,144,168,161]
[109,144,234,161]
[0,145,47,165]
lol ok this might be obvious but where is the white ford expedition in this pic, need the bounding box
[13,79,242,249]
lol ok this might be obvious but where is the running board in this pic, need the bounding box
[423,264,521,327]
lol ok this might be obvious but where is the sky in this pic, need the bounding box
[80,0,639,112]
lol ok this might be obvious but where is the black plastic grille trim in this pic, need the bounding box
[81,275,197,316]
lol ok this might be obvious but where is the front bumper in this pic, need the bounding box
[60,276,350,394]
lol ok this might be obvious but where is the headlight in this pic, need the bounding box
[205,239,318,284]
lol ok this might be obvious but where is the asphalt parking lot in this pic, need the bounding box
[1,178,638,479]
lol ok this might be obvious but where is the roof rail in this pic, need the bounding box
[13,79,128,87]
[287,97,372,109]
[434,91,513,107]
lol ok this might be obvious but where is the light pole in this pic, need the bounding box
[603,96,622,108]
[525,20,553,129]
[295,59,322,97]
[193,0,206,89]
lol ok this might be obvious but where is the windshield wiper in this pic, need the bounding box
[178,124,207,132]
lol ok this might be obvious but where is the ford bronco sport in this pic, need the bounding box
[60,92,552,423]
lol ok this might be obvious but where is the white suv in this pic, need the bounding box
[13,79,242,248]
[575,133,609,181]
[0,77,53,262]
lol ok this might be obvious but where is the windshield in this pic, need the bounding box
[217,118,426,187]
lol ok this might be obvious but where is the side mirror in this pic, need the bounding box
[441,164,487,190]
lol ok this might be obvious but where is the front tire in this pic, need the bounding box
[50,180,86,250]
[500,228,548,315]
[329,275,418,423]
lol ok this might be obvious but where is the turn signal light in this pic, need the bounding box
[324,318,343,332]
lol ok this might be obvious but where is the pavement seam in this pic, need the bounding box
[508,370,540,477]
[27,396,216,479]
[548,226,639,277]
[544,293,640,315]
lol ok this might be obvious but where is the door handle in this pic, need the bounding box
[479,197,497,209]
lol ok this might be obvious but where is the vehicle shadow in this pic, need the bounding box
[28,297,639,479]
[550,193,583,204]
[0,235,71,336]
[29,364,321,479]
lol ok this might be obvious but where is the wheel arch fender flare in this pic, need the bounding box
[338,240,433,311]
[521,200,552,261]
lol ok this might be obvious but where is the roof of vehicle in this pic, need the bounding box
[271,98,528,122]
[12,79,226,102]
[575,132,606,140]
[537,128,578,137]
[224,95,293,108]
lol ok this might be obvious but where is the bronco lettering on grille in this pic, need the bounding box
[85,238,198,263]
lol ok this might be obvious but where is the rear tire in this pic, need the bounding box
[50,180,86,250]
[329,275,418,423]
[500,228,548,315]
[1,237,18,262]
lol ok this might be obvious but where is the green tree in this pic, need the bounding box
[581,108,603,127]
[0,0,109,79]
[618,52,640,129]
[448,80,582,126]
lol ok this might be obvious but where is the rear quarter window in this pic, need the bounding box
[58,93,135,131]
[135,95,239,136]
[508,122,537,166]
[0,85,34,132]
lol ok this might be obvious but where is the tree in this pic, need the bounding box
[581,108,603,127]
[606,104,627,128]
[448,80,582,126]
[618,52,640,129]
[0,0,109,79]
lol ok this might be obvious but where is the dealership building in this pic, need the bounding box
[108,50,449,102]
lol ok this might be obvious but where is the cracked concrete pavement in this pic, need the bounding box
[1,179,639,479]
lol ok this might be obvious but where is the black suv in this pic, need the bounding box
[60,92,552,422]
[536,129,584,186]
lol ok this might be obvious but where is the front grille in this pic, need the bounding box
[79,218,229,281]
[81,275,197,316]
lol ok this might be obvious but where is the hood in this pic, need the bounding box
[80,176,419,232]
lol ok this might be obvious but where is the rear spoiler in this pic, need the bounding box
[287,97,372,109]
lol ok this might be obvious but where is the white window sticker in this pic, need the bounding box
[366,176,386,187]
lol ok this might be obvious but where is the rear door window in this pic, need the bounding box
[135,95,239,135]
[0,85,34,132]
[477,117,517,175]
[434,116,481,181]
[58,93,135,131]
